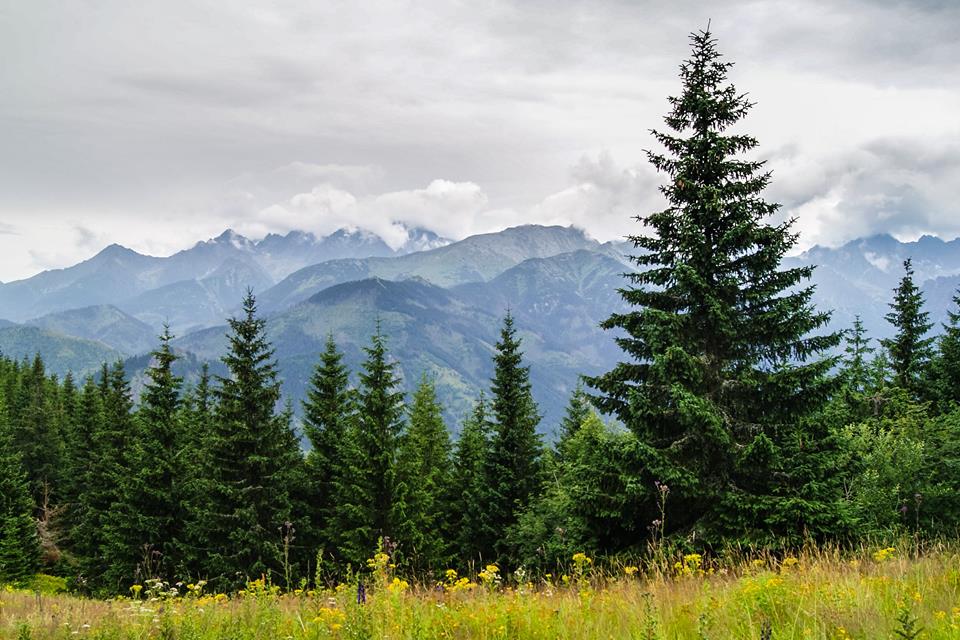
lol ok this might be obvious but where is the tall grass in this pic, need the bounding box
[3,543,960,639]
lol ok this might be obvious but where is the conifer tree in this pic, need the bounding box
[396,375,452,570]
[483,313,542,560]
[333,325,406,565]
[103,327,184,586]
[100,361,135,438]
[451,395,491,564]
[881,258,934,398]
[57,372,80,497]
[929,289,960,411]
[302,335,354,556]
[175,364,213,577]
[557,382,592,459]
[586,28,840,542]
[74,363,133,591]
[179,363,213,452]
[823,317,878,429]
[66,376,105,583]
[842,316,874,395]
[194,292,301,589]
[0,400,40,585]
[10,355,64,507]
[511,411,648,567]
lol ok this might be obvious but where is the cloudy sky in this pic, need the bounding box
[1,0,959,281]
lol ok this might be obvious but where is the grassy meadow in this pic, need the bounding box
[3,544,960,639]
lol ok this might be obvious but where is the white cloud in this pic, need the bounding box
[1,0,959,278]
[530,152,662,241]
[768,136,960,250]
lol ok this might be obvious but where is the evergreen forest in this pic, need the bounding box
[4,29,960,602]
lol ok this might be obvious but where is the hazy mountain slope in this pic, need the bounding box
[176,277,500,429]
[0,245,162,321]
[0,325,121,377]
[259,225,603,312]
[26,305,157,356]
[254,229,393,279]
[786,234,960,340]
[120,258,275,333]
[921,275,960,331]
[0,226,449,324]
[172,250,630,434]
[454,250,629,362]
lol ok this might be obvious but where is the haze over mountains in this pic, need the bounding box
[2,224,960,434]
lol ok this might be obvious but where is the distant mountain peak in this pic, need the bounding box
[400,226,450,253]
[211,228,255,250]
[95,243,143,259]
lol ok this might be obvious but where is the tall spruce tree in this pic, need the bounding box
[931,289,960,411]
[483,313,542,560]
[179,363,213,455]
[74,362,133,592]
[881,258,934,398]
[57,372,80,502]
[10,355,64,508]
[0,398,40,585]
[586,28,840,543]
[451,394,491,564]
[333,325,406,565]
[302,335,354,557]
[169,365,211,578]
[195,291,301,589]
[396,375,453,571]
[67,376,104,585]
[103,327,184,586]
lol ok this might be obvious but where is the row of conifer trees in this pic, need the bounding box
[6,27,960,595]
[3,256,960,594]
[0,293,559,593]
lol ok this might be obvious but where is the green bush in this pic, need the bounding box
[28,574,68,594]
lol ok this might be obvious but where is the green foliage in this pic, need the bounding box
[839,422,924,534]
[483,313,543,562]
[0,402,40,585]
[188,291,303,590]
[512,412,649,568]
[302,335,354,559]
[102,326,185,587]
[8,356,65,508]
[396,375,453,570]
[68,363,134,592]
[842,316,874,395]
[893,607,923,639]
[881,259,934,399]
[26,573,68,594]
[586,27,840,544]
[450,395,491,564]
[557,382,591,457]
[332,324,406,567]
[929,289,960,412]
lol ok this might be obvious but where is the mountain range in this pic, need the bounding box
[2,224,960,434]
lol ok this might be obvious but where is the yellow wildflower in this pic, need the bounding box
[872,547,896,563]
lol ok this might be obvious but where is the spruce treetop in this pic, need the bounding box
[881,258,934,396]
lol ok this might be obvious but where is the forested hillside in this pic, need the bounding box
[4,29,960,601]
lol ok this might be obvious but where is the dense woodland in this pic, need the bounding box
[4,30,960,596]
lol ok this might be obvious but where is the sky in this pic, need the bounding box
[1,0,959,281]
